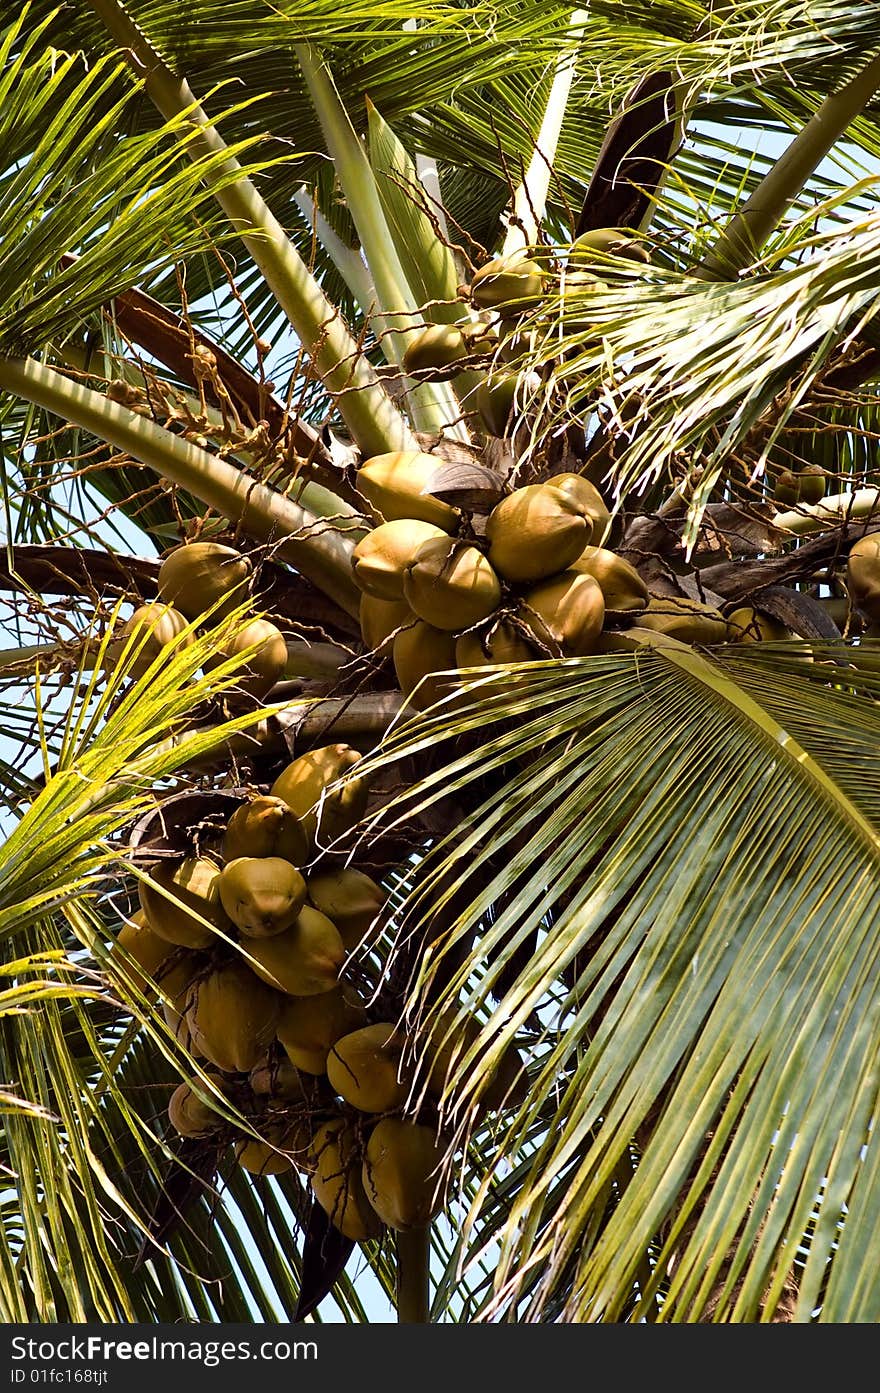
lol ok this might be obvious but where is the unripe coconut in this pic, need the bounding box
[519,571,605,656]
[306,868,386,952]
[359,593,414,651]
[111,603,194,680]
[205,617,288,697]
[726,606,793,642]
[270,744,368,850]
[310,1119,384,1241]
[138,856,231,950]
[356,451,458,530]
[797,464,827,505]
[186,961,282,1074]
[402,324,467,378]
[362,1119,447,1231]
[352,519,448,601]
[110,908,174,999]
[236,1117,314,1176]
[470,252,544,314]
[473,371,539,436]
[454,622,536,699]
[419,1008,527,1113]
[635,595,730,644]
[847,534,880,620]
[773,469,801,507]
[569,546,648,612]
[569,226,651,267]
[403,535,502,631]
[157,541,251,622]
[249,1054,310,1103]
[326,1022,411,1114]
[485,483,594,584]
[221,795,309,866]
[157,952,203,1045]
[276,985,369,1074]
[392,622,459,711]
[219,856,307,938]
[244,905,346,997]
[545,472,612,546]
[459,318,499,357]
[167,1078,229,1139]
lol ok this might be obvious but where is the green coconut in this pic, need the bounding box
[403,535,502,631]
[402,324,467,378]
[326,1022,411,1114]
[485,483,594,584]
[362,1119,447,1231]
[310,1119,384,1241]
[305,868,386,951]
[392,621,459,711]
[569,546,648,612]
[218,856,307,938]
[186,961,282,1074]
[473,370,539,436]
[454,621,536,700]
[157,541,251,622]
[243,905,346,997]
[110,603,194,680]
[797,464,827,505]
[205,617,288,697]
[569,227,651,266]
[352,519,448,600]
[276,985,369,1074]
[773,469,801,506]
[270,744,368,851]
[109,908,175,999]
[221,795,309,866]
[138,856,231,950]
[470,252,545,314]
[167,1077,229,1139]
[519,571,605,656]
[236,1117,314,1176]
[356,452,458,530]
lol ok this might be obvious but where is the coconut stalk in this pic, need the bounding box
[772,488,880,538]
[295,43,468,443]
[0,356,362,617]
[396,1225,431,1323]
[697,49,880,281]
[86,0,417,460]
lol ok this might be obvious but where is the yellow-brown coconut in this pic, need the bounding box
[244,905,346,997]
[362,1118,447,1231]
[403,535,502,631]
[546,472,612,546]
[110,908,174,999]
[356,452,458,530]
[359,593,414,651]
[248,1054,310,1103]
[111,603,193,680]
[310,1120,384,1240]
[402,325,467,379]
[156,951,202,1043]
[270,744,368,851]
[519,571,605,656]
[138,856,231,950]
[635,595,730,645]
[726,606,793,642]
[167,1078,229,1139]
[305,869,385,952]
[326,1022,411,1113]
[352,519,448,601]
[454,622,536,699]
[470,253,544,314]
[186,961,282,1074]
[221,795,309,866]
[485,484,593,583]
[206,617,288,698]
[847,534,880,620]
[236,1117,314,1176]
[219,856,307,938]
[569,546,647,612]
[392,622,459,711]
[276,985,369,1074]
[157,541,251,622]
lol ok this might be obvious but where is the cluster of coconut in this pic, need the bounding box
[108,539,289,697]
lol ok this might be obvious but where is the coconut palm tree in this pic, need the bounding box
[2,0,880,1324]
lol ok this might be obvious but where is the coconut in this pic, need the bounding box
[797,464,827,505]
[419,1008,527,1113]
[110,908,174,999]
[470,252,544,314]
[569,226,651,266]
[473,371,539,436]
[352,519,448,601]
[569,546,648,612]
[243,905,346,997]
[847,534,880,620]
[138,856,231,950]
[402,325,467,378]
[157,541,251,621]
[403,536,502,631]
[205,617,288,698]
[726,606,793,642]
[310,1119,384,1241]
[635,595,730,644]
[276,986,369,1074]
[356,452,458,530]
[359,594,414,651]
[519,571,605,656]
[167,1077,229,1139]
[326,1022,411,1114]
[773,470,801,506]
[454,622,536,700]
[459,319,499,357]
[248,1054,310,1103]
[218,857,306,938]
[362,1119,447,1231]
[485,484,593,583]
[392,622,459,711]
[305,869,386,951]
[110,603,193,680]
[221,796,309,866]
[157,952,203,1046]
[186,961,282,1074]
[270,744,368,850]
[236,1117,314,1176]
[545,472,612,546]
